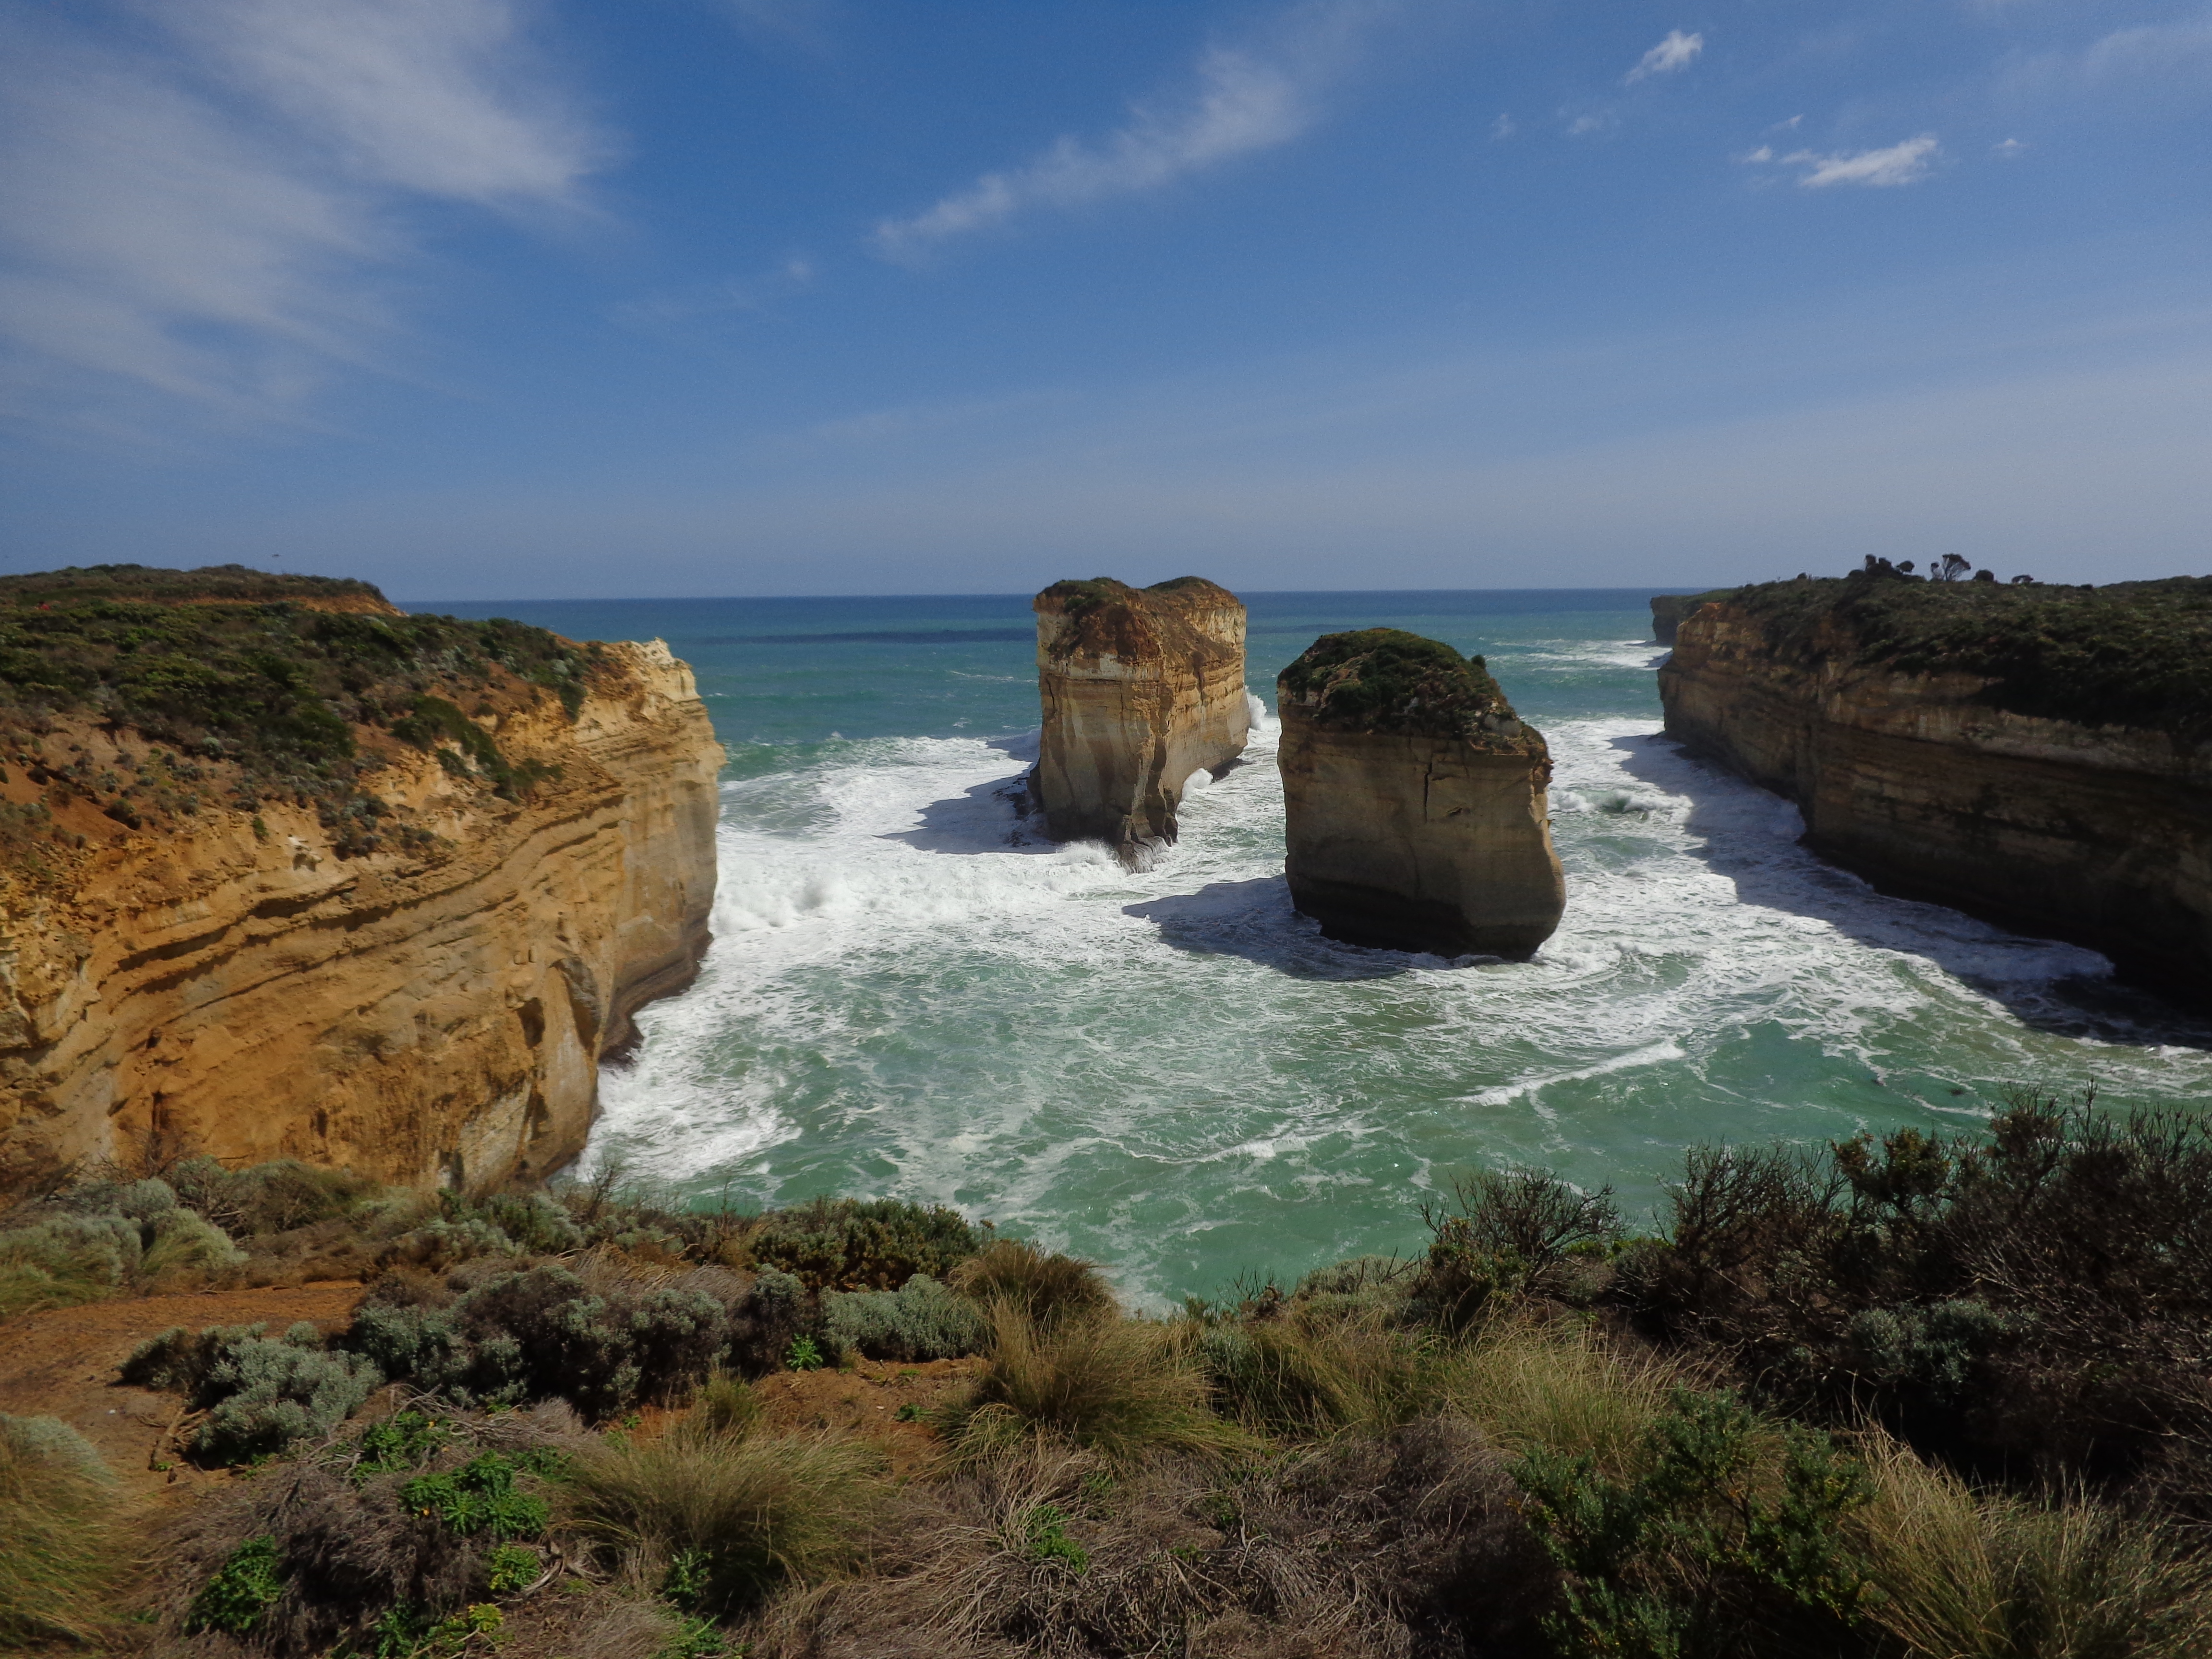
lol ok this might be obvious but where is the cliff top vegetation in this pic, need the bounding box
[1279,628,1540,750]
[1034,575,1244,665]
[11,1094,2212,1656]
[0,563,609,863]
[1705,569,2212,735]
[0,562,389,609]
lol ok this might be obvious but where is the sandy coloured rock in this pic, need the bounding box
[1033,577,1250,863]
[1657,573,2212,1002]
[1276,630,1564,957]
[0,593,721,1193]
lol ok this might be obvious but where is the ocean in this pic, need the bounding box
[411,590,2212,1307]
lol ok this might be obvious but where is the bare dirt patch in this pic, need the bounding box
[0,1282,363,1491]
[755,1355,984,1477]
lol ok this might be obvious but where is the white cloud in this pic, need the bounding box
[1625,30,1703,84]
[1491,112,1517,140]
[1566,111,1614,136]
[1780,134,1940,188]
[1993,137,2028,157]
[0,0,604,433]
[2084,15,2212,83]
[156,0,602,205]
[872,0,1391,257]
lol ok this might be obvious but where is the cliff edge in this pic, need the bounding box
[1658,570,2212,999]
[1033,577,1249,862]
[1276,629,1564,956]
[0,565,723,1193]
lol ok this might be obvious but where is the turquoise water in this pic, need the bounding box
[414,591,2212,1307]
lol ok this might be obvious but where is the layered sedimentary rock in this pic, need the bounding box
[1033,577,1250,861]
[1658,573,2212,999]
[0,573,722,1192]
[1276,630,1564,956]
[1651,589,1736,645]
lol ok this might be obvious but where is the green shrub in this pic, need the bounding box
[1623,1099,2212,1506]
[785,1334,823,1371]
[166,1154,376,1237]
[1514,1389,1879,1658]
[482,1543,540,1594]
[186,1536,284,1636]
[1414,1167,1622,1330]
[349,1262,728,1419]
[399,1453,551,1539]
[0,1413,122,1646]
[733,1196,990,1291]
[563,1429,890,1613]
[822,1272,989,1362]
[1019,1503,1090,1573]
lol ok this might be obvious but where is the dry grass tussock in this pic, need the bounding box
[1191,1304,1440,1438]
[945,1301,1250,1464]
[1441,1315,1687,1477]
[743,1415,1552,1659]
[1853,1435,2212,1659]
[0,1413,132,1647]
[561,1417,893,1615]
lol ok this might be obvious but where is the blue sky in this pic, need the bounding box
[1,0,2208,599]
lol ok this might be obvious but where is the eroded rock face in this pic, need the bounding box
[1659,577,2212,1000]
[1034,577,1250,861]
[0,640,722,1193]
[1276,630,1564,956]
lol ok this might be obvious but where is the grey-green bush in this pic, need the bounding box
[123,1322,381,1463]
[823,1274,989,1363]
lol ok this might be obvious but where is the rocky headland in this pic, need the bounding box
[1032,577,1249,863]
[1650,589,1736,645]
[0,565,722,1194]
[1276,629,1564,956]
[1658,569,2212,999]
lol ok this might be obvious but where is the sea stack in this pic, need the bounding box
[1033,577,1250,864]
[1277,629,1564,956]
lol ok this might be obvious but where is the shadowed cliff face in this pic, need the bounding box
[0,627,722,1195]
[1658,578,2212,1003]
[1275,631,1564,957]
[1033,577,1250,863]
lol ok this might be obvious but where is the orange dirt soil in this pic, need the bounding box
[0,1281,365,1494]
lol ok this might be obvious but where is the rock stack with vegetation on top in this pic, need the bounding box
[1032,577,1249,865]
[1276,629,1565,957]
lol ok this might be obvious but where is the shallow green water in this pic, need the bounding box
[416,590,2212,1306]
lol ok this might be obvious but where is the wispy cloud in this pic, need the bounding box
[872,0,1393,259]
[1491,113,1517,140]
[0,0,603,435]
[1780,134,1940,188]
[1624,30,1703,84]
[156,0,603,204]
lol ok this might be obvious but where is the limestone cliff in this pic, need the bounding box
[1276,630,1564,957]
[1033,577,1250,862]
[0,568,722,1192]
[1651,589,1736,645]
[1657,573,2212,999]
